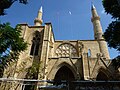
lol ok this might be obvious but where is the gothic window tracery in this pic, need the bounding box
[30,31,41,56]
[55,43,78,57]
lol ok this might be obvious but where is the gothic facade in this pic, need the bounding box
[1,5,120,90]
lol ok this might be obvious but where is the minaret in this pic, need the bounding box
[34,6,43,26]
[91,4,103,40]
[91,4,110,59]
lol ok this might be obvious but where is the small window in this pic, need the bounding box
[88,49,91,57]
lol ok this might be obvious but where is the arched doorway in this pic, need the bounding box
[54,66,75,90]
[96,71,109,81]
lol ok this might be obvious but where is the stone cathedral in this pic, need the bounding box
[1,4,120,90]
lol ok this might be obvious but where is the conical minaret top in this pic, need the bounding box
[40,6,43,13]
[91,3,103,40]
[91,3,99,18]
[34,6,43,26]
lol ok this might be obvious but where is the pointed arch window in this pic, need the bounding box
[88,49,91,57]
[30,31,41,56]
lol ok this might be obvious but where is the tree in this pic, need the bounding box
[102,0,120,69]
[112,56,120,69]
[104,21,120,51]
[0,23,27,77]
[0,0,28,15]
[103,0,120,19]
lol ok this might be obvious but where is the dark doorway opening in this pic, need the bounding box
[54,66,75,90]
[96,71,109,81]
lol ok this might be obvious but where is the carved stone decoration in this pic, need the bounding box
[49,33,54,48]
[55,43,78,57]
[78,41,84,56]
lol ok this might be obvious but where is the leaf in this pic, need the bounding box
[0,23,27,77]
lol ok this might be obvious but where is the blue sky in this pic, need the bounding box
[0,0,119,58]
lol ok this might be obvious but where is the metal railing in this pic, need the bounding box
[0,78,120,90]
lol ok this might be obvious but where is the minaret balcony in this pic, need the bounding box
[91,16,100,22]
[34,18,43,25]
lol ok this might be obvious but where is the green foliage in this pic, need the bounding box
[26,62,40,79]
[112,55,120,69]
[102,0,120,19]
[103,0,120,52]
[0,0,28,15]
[103,0,120,69]
[24,62,40,90]
[104,20,120,51]
[0,23,27,77]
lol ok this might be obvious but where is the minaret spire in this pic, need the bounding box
[40,6,43,13]
[91,3,110,59]
[91,2,95,10]
[91,3,103,40]
[34,6,43,26]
